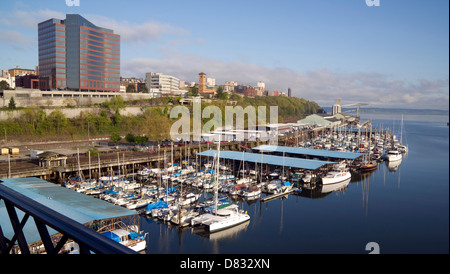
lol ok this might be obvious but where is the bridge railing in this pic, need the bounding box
[0,182,137,254]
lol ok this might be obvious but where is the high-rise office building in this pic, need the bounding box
[38,14,120,91]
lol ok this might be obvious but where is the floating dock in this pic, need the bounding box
[261,187,298,202]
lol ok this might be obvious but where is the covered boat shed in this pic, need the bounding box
[251,145,363,161]
[197,150,336,171]
[0,177,139,251]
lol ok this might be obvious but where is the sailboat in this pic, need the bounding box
[190,137,250,233]
[398,114,408,153]
[360,121,377,172]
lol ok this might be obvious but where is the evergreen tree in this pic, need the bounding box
[8,97,16,110]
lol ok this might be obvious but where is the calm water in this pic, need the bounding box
[140,114,449,254]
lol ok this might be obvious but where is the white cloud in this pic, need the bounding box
[1,9,65,29]
[0,30,32,44]
[84,14,190,43]
[1,8,447,110]
[1,8,189,44]
[122,52,449,110]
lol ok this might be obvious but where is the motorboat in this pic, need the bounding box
[321,163,351,185]
[266,180,292,194]
[101,229,147,253]
[239,185,261,198]
[386,150,402,162]
[191,204,250,233]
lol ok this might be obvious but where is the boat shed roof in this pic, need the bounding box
[252,145,363,160]
[0,177,137,243]
[197,150,335,170]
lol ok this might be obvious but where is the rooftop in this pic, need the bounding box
[252,145,363,160]
[197,149,336,170]
[0,177,136,243]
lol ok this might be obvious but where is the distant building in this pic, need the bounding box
[332,98,342,115]
[38,14,120,91]
[0,70,16,88]
[268,90,279,96]
[288,87,292,97]
[198,72,215,96]
[145,72,185,97]
[15,74,39,89]
[8,67,36,77]
[257,81,265,90]
[297,114,341,127]
[120,77,143,93]
[234,84,263,97]
[206,77,215,87]
[224,81,238,92]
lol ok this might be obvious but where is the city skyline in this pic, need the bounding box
[0,0,448,110]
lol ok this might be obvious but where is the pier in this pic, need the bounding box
[261,188,298,202]
[0,140,267,181]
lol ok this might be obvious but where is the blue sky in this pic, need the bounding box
[0,0,448,109]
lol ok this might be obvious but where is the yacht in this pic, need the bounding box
[386,150,402,162]
[191,204,250,233]
[321,163,351,185]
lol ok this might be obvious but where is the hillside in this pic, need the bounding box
[0,95,323,143]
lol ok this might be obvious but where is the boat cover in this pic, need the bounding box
[101,231,121,243]
[129,232,145,240]
[145,200,169,211]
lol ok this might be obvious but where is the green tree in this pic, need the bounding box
[139,85,149,93]
[8,97,16,110]
[125,133,135,143]
[215,86,228,100]
[229,92,241,101]
[187,86,199,97]
[134,135,148,144]
[142,109,172,142]
[126,84,136,93]
[0,80,10,90]
[47,109,68,134]
[110,132,121,142]
[87,147,100,156]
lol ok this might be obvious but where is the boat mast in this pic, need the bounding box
[77,148,83,180]
[214,135,221,215]
[97,153,101,180]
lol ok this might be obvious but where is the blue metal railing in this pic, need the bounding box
[0,183,137,254]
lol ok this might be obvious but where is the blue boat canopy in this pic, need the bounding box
[252,145,363,160]
[145,200,169,211]
[101,231,121,243]
[197,150,335,170]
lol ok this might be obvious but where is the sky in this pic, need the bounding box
[0,0,448,110]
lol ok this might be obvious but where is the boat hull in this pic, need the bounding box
[321,172,351,185]
[207,214,251,233]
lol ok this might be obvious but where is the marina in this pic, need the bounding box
[1,113,448,254]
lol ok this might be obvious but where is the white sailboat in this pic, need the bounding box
[190,137,250,233]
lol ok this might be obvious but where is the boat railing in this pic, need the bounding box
[0,183,137,254]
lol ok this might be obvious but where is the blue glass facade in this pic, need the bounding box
[38,18,66,89]
[38,14,120,91]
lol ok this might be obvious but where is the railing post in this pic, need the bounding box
[4,202,30,254]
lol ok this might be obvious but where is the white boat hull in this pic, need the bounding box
[321,171,351,185]
[387,154,402,162]
[197,213,250,233]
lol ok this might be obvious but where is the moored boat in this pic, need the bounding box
[321,163,351,185]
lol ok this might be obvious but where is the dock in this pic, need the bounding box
[261,187,298,202]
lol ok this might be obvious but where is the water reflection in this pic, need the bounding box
[192,220,250,241]
[298,178,350,199]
